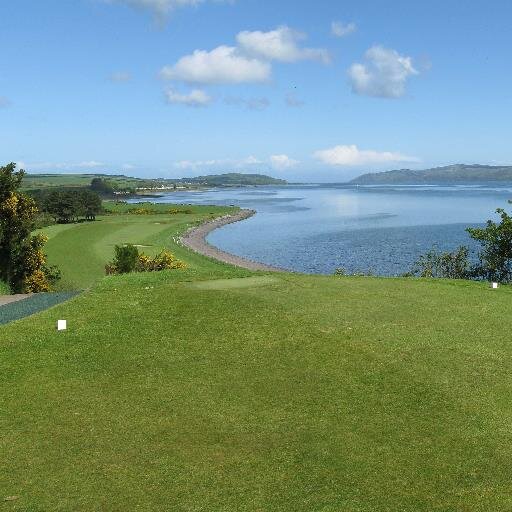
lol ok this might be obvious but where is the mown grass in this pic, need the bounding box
[2,206,512,510]
[37,203,237,289]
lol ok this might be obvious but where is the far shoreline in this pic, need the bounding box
[180,209,284,273]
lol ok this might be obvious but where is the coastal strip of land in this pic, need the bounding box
[180,209,283,272]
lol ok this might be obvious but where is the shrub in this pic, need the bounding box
[111,244,140,274]
[409,208,512,283]
[129,208,155,215]
[410,246,471,279]
[467,208,512,283]
[106,246,186,275]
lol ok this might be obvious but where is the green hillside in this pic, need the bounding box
[183,173,287,186]
[351,164,512,184]
[21,172,287,192]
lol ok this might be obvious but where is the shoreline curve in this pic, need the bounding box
[180,209,283,272]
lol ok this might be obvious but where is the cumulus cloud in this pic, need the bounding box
[331,21,357,37]
[160,26,328,86]
[224,96,270,110]
[270,154,299,170]
[165,88,213,107]
[160,46,271,84]
[237,26,330,64]
[348,46,418,98]
[313,144,419,166]
[110,71,132,82]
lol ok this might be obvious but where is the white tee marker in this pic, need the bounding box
[492,282,499,289]
[57,320,67,331]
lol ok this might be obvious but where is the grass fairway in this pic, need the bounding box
[2,209,512,510]
[37,204,237,289]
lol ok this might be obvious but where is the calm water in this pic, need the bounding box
[145,184,512,275]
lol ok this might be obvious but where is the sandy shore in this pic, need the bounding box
[180,209,283,272]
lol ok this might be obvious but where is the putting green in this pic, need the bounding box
[187,276,281,290]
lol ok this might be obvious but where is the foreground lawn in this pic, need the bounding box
[2,263,512,510]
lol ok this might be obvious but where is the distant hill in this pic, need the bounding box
[180,173,287,186]
[350,164,512,185]
[21,172,286,191]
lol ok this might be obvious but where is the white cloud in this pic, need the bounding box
[313,144,419,166]
[237,26,330,64]
[110,71,132,82]
[175,155,262,170]
[165,88,213,107]
[224,96,270,110]
[160,46,271,84]
[270,154,299,170]
[0,97,11,108]
[243,156,263,165]
[348,46,418,98]
[331,21,357,37]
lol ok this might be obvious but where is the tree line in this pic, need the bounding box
[30,188,103,223]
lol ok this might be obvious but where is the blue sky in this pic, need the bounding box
[1,0,511,181]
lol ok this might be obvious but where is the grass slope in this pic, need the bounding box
[2,208,512,510]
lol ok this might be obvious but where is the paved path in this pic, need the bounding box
[0,294,30,307]
[180,209,284,272]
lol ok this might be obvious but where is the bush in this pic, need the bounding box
[110,244,140,274]
[409,246,471,279]
[409,208,512,283]
[106,245,186,275]
[467,208,512,283]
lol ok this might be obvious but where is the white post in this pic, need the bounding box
[57,320,67,331]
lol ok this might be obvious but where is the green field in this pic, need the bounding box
[21,174,164,192]
[2,207,512,510]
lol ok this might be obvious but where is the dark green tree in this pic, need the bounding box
[90,177,115,195]
[0,163,60,293]
[43,189,102,223]
[467,208,512,282]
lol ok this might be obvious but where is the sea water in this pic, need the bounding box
[146,184,512,275]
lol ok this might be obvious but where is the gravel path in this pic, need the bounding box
[0,294,30,307]
[180,209,283,272]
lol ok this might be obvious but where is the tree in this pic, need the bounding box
[90,177,115,195]
[467,208,512,283]
[0,163,60,293]
[43,189,102,223]
[80,189,102,221]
